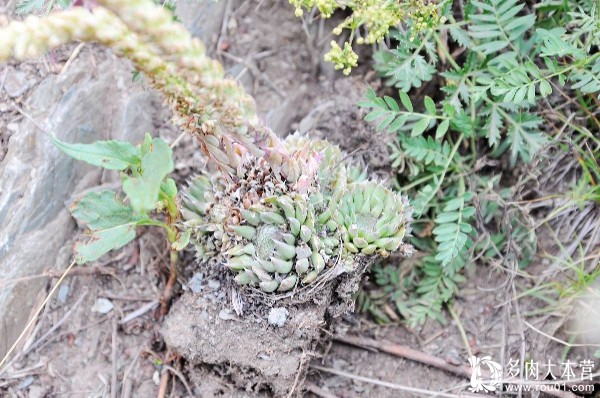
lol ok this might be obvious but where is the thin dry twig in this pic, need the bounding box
[59,42,85,75]
[157,368,169,398]
[334,335,472,378]
[121,347,142,398]
[447,302,474,358]
[215,0,233,57]
[162,365,193,397]
[160,246,178,316]
[0,265,121,290]
[286,351,309,398]
[334,335,581,398]
[220,51,286,98]
[524,320,600,348]
[0,260,77,372]
[310,364,484,398]
[119,300,159,324]
[111,315,118,398]
[22,292,88,355]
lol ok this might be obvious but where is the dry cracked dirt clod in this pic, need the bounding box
[162,256,372,397]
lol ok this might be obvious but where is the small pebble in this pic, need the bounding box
[17,376,34,390]
[267,307,288,328]
[91,298,114,314]
[207,279,220,290]
[57,284,69,304]
[4,68,30,98]
[187,272,204,293]
[218,308,235,321]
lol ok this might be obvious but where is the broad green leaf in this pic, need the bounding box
[140,132,153,155]
[161,178,178,201]
[51,135,141,171]
[74,225,137,264]
[70,190,147,264]
[123,137,174,213]
[71,190,145,230]
[539,80,552,97]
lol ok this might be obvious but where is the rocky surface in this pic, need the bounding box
[0,50,160,358]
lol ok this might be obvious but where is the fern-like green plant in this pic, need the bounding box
[357,0,600,325]
[433,193,475,267]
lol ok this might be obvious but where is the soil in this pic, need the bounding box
[1,1,597,398]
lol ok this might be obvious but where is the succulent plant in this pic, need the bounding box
[0,0,414,297]
[183,133,413,294]
[334,181,412,258]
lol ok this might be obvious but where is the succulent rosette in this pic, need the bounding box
[182,133,413,294]
[333,181,412,258]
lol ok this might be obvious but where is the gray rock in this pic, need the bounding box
[57,283,70,304]
[0,56,160,358]
[3,67,30,98]
[175,0,228,51]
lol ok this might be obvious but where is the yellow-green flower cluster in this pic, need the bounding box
[290,0,337,18]
[324,41,358,75]
[291,0,443,73]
